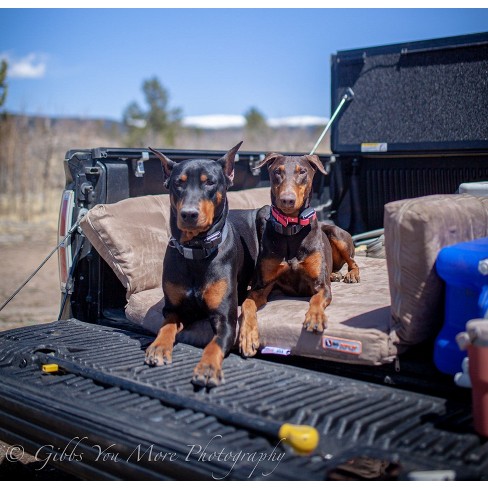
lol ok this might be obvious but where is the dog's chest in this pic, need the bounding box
[278,255,319,281]
[266,247,323,297]
[181,285,202,304]
[179,281,212,307]
[284,257,301,271]
[275,262,317,296]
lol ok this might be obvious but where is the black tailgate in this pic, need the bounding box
[0,320,486,480]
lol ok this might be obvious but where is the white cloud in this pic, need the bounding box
[0,52,47,79]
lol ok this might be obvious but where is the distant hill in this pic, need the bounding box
[5,111,329,133]
[15,114,126,133]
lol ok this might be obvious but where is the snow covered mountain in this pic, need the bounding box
[182,114,327,129]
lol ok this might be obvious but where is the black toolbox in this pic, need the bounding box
[328,32,488,233]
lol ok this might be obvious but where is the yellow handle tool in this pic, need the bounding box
[278,423,320,455]
[41,363,60,373]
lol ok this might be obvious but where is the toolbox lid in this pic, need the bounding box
[330,32,488,155]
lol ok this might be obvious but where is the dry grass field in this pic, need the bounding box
[0,211,60,331]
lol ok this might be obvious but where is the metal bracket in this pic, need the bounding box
[249,154,265,176]
[134,151,149,177]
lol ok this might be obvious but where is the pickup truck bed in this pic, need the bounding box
[0,319,485,480]
[2,32,488,480]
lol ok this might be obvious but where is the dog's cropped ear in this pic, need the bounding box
[148,147,177,186]
[254,152,283,170]
[217,141,243,187]
[304,154,328,175]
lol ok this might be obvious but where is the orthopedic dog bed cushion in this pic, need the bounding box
[80,188,396,366]
[384,194,488,352]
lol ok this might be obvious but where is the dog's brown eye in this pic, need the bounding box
[273,169,281,177]
[299,168,307,175]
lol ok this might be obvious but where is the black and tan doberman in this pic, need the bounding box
[145,142,259,387]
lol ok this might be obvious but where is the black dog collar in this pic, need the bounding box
[270,206,316,236]
[169,222,229,260]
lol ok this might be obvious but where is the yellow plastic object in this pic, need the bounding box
[278,423,319,454]
[42,364,59,374]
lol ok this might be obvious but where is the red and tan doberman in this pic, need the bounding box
[238,153,360,357]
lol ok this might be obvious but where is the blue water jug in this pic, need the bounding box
[434,237,488,375]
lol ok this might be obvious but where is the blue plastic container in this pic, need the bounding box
[434,237,488,375]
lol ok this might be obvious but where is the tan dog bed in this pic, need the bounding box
[80,187,396,366]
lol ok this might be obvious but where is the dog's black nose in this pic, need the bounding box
[280,193,296,208]
[180,207,200,223]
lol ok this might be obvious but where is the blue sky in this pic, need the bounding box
[1,8,487,121]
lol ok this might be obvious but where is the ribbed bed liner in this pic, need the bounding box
[0,319,485,480]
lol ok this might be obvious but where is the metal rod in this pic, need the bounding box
[309,88,354,156]
[57,237,85,321]
[352,228,385,242]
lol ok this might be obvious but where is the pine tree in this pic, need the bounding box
[123,77,182,147]
[0,60,8,109]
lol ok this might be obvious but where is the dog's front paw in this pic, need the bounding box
[192,361,224,388]
[344,268,360,283]
[330,272,342,282]
[191,340,224,388]
[145,322,181,366]
[145,341,173,366]
[303,307,328,333]
[238,316,260,358]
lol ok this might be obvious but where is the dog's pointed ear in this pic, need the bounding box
[148,147,176,184]
[255,152,283,170]
[217,141,243,186]
[304,154,328,175]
